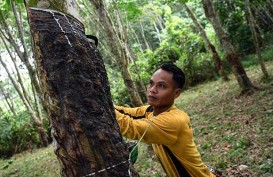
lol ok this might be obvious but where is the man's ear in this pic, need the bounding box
[174,88,182,99]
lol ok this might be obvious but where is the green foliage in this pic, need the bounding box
[0,0,23,12]
[106,65,131,106]
[0,111,41,158]
[27,0,38,7]
[214,0,273,54]
[115,0,144,21]
[131,50,154,87]
[241,43,273,68]
[134,9,219,87]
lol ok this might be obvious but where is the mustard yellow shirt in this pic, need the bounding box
[115,105,215,177]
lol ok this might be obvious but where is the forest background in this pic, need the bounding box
[0,0,272,176]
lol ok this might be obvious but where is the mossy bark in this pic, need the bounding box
[28,8,131,177]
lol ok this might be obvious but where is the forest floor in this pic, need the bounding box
[0,61,272,177]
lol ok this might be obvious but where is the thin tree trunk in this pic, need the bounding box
[113,7,133,63]
[153,21,162,42]
[139,21,151,50]
[129,23,144,53]
[121,10,147,95]
[250,6,262,37]
[156,16,165,31]
[32,82,44,122]
[183,3,229,81]
[11,1,28,61]
[202,0,256,94]
[0,105,3,114]
[0,34,32,107]
[0,86,16,116]
[245,0,269,78]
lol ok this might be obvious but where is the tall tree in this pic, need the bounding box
[25,0,135,176]
[245,0,269,78]
[202,0,256,94]
[182,2,229,81]
[90,1,143,107]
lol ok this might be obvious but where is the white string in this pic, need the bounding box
[84,160,130,177]
[83,116,156,177]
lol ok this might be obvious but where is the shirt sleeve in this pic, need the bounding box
[114,105,149,119]
[115,110,181,145]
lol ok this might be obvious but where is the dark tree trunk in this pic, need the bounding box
[28,8,132,177]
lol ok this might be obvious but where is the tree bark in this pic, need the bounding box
[202,0,256,94]
[245,0,269,78]
[27,7,133,177]
[183,3,229,81]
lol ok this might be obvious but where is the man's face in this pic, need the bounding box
[147,69,181,108]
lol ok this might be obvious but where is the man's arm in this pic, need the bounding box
[115,110,181,145]
[114,105,150,119]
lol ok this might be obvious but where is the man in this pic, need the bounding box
[115,63,215,177]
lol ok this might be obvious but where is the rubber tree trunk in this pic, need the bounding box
[27,8,133,177]
[202,0,255,94]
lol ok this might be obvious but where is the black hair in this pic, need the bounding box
[160,62,185,89]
